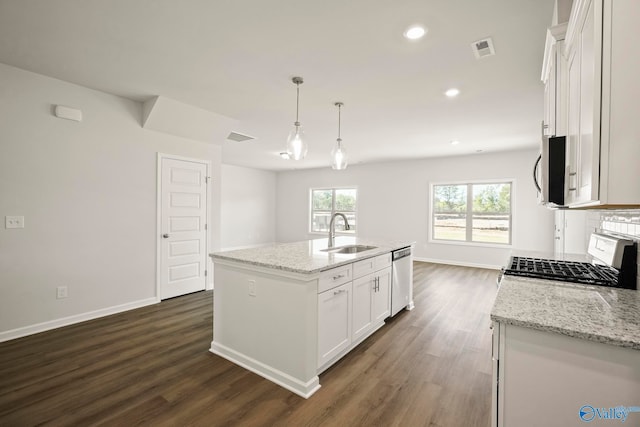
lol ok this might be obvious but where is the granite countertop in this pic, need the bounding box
[211,236,414,275]
[491,276,640,350]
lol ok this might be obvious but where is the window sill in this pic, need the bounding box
[428,239,513,249]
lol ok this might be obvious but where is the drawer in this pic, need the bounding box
[375,252,392,270]
[318,264,352,293]
[353,257,376,279]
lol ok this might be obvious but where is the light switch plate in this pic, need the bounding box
[5,216,24,229]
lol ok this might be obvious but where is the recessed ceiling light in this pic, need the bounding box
[445,88,460,97]
[404,25,426,40]
[450,140,460,145]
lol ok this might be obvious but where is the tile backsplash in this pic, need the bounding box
[598,210,640,238]
[587,209,640,288]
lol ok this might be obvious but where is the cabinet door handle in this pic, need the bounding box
[333,274,345,280]
[333,289,346,295]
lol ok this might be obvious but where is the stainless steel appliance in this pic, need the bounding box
[533,135,566,207]
[391,246,412,316]
[502,233,637,289]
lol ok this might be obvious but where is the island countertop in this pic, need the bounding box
[491,276,640,350]
[210,237,414,275]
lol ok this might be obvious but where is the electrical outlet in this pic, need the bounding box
[56,286,68,299]
[248,279,257,297]
[5,216,25,229]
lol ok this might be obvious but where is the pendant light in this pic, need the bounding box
[331,102,348,170]
[286,76,307,160]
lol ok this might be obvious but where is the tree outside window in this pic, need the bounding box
[432,182,512,245]
[311,188,357,234]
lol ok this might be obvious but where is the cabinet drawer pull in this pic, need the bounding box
[333,274,345,280]
[333,289,346,295]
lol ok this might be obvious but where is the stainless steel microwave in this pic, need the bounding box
[533,135,566,207]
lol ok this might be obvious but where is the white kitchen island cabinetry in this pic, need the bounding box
[491,277,640,426]
[210,237,413,399]
[563,0,640,207]
[318,281,352,369]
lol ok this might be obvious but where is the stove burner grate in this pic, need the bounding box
[504,257,620,287]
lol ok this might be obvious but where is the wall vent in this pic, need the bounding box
[227,131,255,142]
[471,37,495,59]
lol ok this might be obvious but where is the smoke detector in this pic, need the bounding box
[227,131,255,142]
[471,37,495,59]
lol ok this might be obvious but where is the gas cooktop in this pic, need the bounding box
[501,233,637,290]
[503,256,620,287]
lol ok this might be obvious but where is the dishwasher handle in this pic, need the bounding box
[392,247,412,261]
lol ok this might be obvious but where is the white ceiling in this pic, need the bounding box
[0,0,555,171]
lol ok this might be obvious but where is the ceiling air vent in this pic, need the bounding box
[226,131,255,142]
[471,37,495,59]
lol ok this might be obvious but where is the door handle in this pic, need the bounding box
[163,234,169,238]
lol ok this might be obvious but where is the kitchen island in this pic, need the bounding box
[209,237,414,398]
[490,276,640,426]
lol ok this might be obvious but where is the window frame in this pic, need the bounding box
[428,179,515,248]
[309,186,358,236]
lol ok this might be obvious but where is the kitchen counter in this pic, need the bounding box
[491,276,640,350]
[211,236,414,275]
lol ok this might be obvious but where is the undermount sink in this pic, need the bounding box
[321,244,377,254]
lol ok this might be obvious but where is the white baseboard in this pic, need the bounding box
[210,340,320,399]
[0,297,159,343]
[413,257,501,271]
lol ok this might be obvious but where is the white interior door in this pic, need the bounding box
[159,156,208,300]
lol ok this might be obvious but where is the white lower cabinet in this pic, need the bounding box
[372,267,391,323]
[492,322,640,426]
[352,274,374,342]
[352,267,391,343]
[317,254,392,372]
[317,281,352,368]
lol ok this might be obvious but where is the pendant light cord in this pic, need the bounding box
[295,83,300,125]
[337,103,342,146]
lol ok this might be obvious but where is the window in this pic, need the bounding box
[431,181,512,245]
[310,188,357,234]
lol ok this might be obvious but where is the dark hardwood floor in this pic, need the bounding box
[0,262,499,426]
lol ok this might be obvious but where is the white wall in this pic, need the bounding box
[276,150,554,269]
[0,63,223,339]
[221,164,276,250]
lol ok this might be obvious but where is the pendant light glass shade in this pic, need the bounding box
[286,77,307,160]
[331,102,348,170]
[287,123,307,160]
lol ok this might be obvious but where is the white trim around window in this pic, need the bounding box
[309,187,358,236]
[428,179,515,248]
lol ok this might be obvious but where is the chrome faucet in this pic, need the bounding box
[328,213,350,248]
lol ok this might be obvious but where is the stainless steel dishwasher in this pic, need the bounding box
[391,246,413,316]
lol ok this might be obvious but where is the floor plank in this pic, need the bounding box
[0,262,499,426]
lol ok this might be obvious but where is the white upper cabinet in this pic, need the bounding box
[563,0,640,207]
[541,23,568,137]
